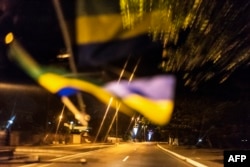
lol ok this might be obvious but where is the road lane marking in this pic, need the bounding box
[122,156,129,162]
[157,144,208,167]
[19,164,37,167]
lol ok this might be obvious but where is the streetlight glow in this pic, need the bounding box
[5,32,14,44]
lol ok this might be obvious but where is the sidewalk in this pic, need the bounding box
[157,144,223,167]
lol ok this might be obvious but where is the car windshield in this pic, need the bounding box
[0,0,249,167]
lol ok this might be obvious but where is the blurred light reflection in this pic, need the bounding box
[120,0,249,88]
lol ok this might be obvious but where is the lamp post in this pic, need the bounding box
[125,115,135,137]
[55,105,65,142]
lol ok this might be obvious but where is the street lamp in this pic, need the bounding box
[55,105,65,142]
[133,125,139,137]
[125,115,135,137]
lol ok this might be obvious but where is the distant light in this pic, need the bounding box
[5,32,14,44]
[198,138,202,143]
[70,121,74,124]
[8,120,13,124]
[241,139,248,142]
[57,53,70,59]
[6,115,16,129]
[148,131,153,141]
[133,126,138,135]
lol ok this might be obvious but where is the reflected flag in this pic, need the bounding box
[104,75,176,125]
[74,0,158,67]
[7,38,176,125]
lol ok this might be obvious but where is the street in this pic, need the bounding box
[1,143,194,167]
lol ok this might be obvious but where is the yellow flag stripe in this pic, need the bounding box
[123,95,174,125]
[38,73,134,116]
[76,13,151,44]
[38,73,173,125]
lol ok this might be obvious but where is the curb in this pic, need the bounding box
[157,144,208,167]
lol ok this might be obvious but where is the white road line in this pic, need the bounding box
[122,156,130,162]
[157,144,208,167]
[19,164,36,167]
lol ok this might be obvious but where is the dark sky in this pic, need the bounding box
[0,0,249,132]
[0,0,249,94]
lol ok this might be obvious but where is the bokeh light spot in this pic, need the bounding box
[5,32,14,44]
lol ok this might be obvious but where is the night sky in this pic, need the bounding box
[0,0,249,145]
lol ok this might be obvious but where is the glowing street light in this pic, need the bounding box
[6,115,16,129]
[55,105,65,140]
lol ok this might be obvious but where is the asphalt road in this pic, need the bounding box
[1,143,194,167]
